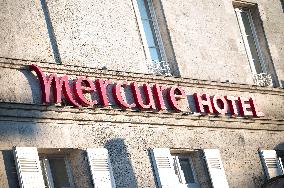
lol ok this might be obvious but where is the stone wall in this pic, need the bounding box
[0,0,283,85]
[0,0,284,187]
[0,104,283,187]
[0,61,283,187]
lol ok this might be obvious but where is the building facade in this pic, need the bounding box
[0,0,284,187]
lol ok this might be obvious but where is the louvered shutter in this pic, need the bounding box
[86,148,116,188]
[151,148,179,188]
[203,149,229,188]
[13,147,45,188]
[259,150,283,179]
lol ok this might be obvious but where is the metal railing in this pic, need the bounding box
[253,73,273,87]
[147,60,172,76]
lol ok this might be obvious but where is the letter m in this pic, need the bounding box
[30,64,79,106]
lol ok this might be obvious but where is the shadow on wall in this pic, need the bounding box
[0,87,41,187]
[0,67,52,187]
[40,0,61,64]
[1,150,19,188]
[155,0,181,77]
[252,6,280,87]
[21,68,41,103]
[105,138,138,188]
[0,121,41,187]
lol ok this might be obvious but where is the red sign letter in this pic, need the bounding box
[249,98,264,117]
[113,82,136,109]
[212,95,228,115]
[74,77,97,106]
[96,79,112,106]
[30,64,79,107]
[130,82,155,110]
[193,93,214,113]
[226,96,239,116]
[152,84,166,111]
[238,97,253,116]
[168,86,186,112]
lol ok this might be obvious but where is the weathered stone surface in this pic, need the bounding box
[0,119,283,187]
[0,0,284,187]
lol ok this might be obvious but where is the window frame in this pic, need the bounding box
[132,0,167,63]
[234,7,267,75]
[172,154,199,188]
[39,155,75,188]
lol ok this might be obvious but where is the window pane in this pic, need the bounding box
[137,0,162,62]
[179,158,195,184]
[240,11,263,74]
[142,19,156,47]
[149,47,161,61]
[137,0,151,20]
[49,158,71,188]
[249,45,263,73]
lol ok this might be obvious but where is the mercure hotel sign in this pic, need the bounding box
[30,64,264,117]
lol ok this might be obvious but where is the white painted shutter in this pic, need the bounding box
[151,148,179,188]
[259,150,283,179]
[203,149,229,188]
[13,147,45,188]
[86,148,116,188]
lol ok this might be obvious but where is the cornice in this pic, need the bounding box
[0,102,283,131]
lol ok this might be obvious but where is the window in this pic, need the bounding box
[235,7,265,75]
[13,147,115,188]
[133,0,171,75]
[136,0,163,62]
[40,156,74,188]
[234,2,276,87]
[151,148,229,188]
[259,150,284,179]
[172,154,199,188]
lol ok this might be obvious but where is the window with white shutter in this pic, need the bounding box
[259,150,284,179]
[13,147,45,188]
[203,149,229,188]
[86,148,116,188]
[150,148,180,187]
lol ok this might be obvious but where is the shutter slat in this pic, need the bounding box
[151,148,180,188]
[203,149,229,188]
[259,150,283,179]
[86,148,116,188]
[13,147,45,188]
